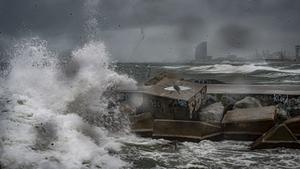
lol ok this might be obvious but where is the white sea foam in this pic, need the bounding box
[0,37,136,169]
[187,64,300,74]
[162,65,188,69]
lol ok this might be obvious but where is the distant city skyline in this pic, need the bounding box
[193,40,300,63]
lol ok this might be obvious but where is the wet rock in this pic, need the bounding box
[288,98,298,107]
[205,95,217,105]
[276,106,289,123]
[17,100,25,105]
[198,102,224,123]
[233,96,262,109]
[221,95,236,106]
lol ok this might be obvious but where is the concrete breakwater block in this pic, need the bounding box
[130,112,153,136]
[284,116,300,140]
[222,106,276,140]
[153,119,222,141]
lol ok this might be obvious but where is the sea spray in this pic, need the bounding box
[0,37,136,169]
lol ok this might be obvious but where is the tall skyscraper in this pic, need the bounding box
[195,41,207,61]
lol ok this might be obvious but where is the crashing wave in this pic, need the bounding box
[0,37,136,169]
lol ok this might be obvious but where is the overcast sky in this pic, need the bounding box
[0,0,300,62]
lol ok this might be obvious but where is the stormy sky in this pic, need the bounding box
[0,0,300,62]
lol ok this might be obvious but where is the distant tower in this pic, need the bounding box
[296,45,300,62]
[195,41,207,61]
[279,50,284,61]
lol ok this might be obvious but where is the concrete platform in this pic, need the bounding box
[207,84,300,95]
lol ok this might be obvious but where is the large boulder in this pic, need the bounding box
[233,96,262,109]
[205,95,217,105]
[198,102,224,123]
[220,95,236,106]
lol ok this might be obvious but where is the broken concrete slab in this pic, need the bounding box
[251,123,300,149]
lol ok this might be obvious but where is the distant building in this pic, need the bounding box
[296,45,300,62]
[195,41,208,61]
[264,49,295,63]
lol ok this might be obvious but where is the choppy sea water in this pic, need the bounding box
[0,38,300,169]
[119,138,300,169]
[114,62,300,85]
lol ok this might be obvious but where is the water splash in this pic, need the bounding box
[0,37,136,169]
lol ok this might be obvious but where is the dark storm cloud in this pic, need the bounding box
[97,0,204,29]
[97,0,300,33]
[0,0,300,62]
[0,0,84,36]
[218,24,253,49]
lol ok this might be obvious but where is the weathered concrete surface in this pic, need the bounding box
[285,116,300,139]
[251,123,300,149]
[207,84,300,95]
[222,106,276,140]
[223,106,276,123]
[153,119,222,141]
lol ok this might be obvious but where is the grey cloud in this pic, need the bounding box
[0,0,300,62]
[218,24,254,49]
